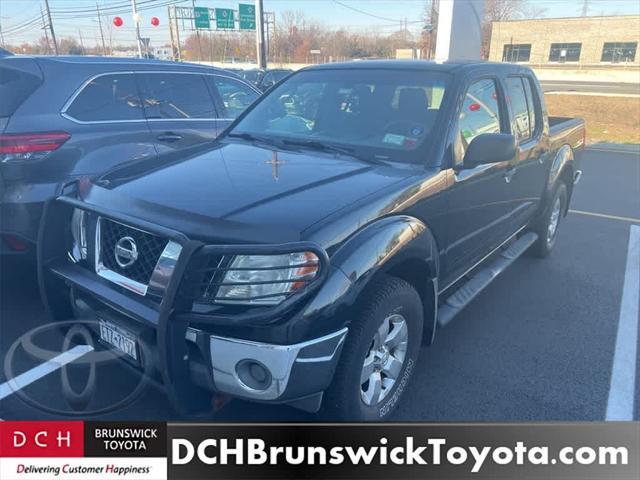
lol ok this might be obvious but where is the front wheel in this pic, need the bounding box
[322,276,423,421]
[530,182,567,258]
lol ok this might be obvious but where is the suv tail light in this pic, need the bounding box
[0,132,70,163]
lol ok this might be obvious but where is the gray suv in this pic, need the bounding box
[0,55,260,255]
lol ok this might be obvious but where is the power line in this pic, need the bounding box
[2,15,42,34]
[51,0,189,16]
[331,0,408,24]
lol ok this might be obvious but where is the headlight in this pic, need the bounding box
[69,208,88,262]
[214,252,320,305]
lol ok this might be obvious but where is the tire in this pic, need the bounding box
[322,275,423,421]
[530,182,567,258]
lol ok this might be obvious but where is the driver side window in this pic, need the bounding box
[455,79,502,161]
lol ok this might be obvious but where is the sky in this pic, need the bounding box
[1,0,639,48]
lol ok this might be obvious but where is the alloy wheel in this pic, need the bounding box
[360,313,409,406]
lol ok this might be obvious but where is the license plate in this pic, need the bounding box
[99,320,138,361]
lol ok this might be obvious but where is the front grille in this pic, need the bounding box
[99,218,168,285]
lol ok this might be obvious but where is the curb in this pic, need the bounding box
[587,143,640,155]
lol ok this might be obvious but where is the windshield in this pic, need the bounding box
[228,68,450,162]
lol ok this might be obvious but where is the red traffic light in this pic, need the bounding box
[113,16,123,27]
[151,16,160,27]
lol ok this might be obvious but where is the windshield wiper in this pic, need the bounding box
[281,139,386,165]
[226,132,278,147]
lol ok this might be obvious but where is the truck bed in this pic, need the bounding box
[549,116,586,151]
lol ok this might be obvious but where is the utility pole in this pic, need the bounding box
[170,5,182,61]
[192,0,203,60]
[168,5,177,60]
[78,28,85,53]
[255,0,267,68]
[265,16,270,62]
[130,0,143,58]
[428,0,438,59]
[97,2,107,55]
[581,0,589,17]
[40,7,51,53]
[43,0,58,55]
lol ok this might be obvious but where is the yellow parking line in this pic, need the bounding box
[569,209,640,224]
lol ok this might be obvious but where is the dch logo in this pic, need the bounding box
[0,421,84,457]
[13,429,72,449]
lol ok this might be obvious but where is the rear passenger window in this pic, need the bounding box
[457,79,502,155]
[66,74,143,121]
[140,73,216,119]
[207,76,259,119]
[505,77,531,141]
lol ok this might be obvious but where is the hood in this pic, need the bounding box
[82,141,414,244]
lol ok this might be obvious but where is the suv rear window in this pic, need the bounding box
[66,74,144,122]
[0,65,42,117]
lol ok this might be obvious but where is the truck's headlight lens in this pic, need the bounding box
[69,208,87,262]
[215,252,320,305]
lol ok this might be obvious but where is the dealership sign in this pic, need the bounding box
[0,422,638,480]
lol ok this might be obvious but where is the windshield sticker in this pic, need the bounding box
[383,133,406,145]
[462,129,474,139]
[410,125,425,136]
[403,137,418,148]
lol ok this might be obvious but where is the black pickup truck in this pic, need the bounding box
[39,60,585,420]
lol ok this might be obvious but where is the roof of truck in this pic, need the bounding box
[305,59,525,73]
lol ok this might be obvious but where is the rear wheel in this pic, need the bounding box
[530,182,567,258]
[322,275,423,420]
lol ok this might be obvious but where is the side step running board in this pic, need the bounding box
[437,232,538,327]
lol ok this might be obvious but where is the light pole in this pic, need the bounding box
[255,0,267,68]
[131,0,143,58]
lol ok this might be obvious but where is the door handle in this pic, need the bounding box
[503,167,516,183]
[157,133,182,142]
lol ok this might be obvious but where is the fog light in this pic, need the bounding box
[236,360,272,391]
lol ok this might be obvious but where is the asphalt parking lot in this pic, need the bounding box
[1,146,638,422]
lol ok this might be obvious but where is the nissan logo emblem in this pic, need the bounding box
[114,236,138,268]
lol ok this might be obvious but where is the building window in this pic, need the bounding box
[601,42,638,63]
[503,44,531,63]
[549,43,582,62]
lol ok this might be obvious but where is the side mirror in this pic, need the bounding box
[463,133,516,169]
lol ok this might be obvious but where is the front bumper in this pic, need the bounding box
[42,195,346,414]
[56,262,347,410]
[191,327,348,401]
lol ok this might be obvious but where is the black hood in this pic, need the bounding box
[81,142,414,245]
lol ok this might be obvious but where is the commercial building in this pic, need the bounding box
[488,15,639,66]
